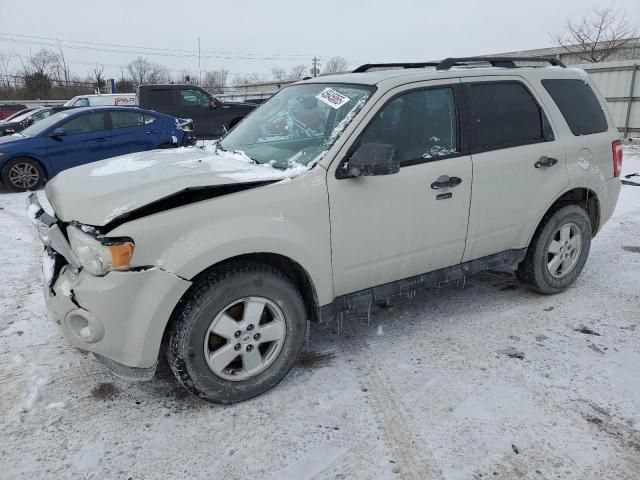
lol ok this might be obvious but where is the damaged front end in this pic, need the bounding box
[26,193,191,380]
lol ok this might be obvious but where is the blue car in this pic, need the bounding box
[0,106,195,191]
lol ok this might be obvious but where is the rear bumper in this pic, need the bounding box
[599,177,622,229]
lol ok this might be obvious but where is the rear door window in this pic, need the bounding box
[146,89,174,107]
[542,79,608,136]
[469,82,547,151]
[61,113,107,135]
[110,111,144,129]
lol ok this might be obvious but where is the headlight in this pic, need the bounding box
[67,226,135,276]
[0,152,5,157]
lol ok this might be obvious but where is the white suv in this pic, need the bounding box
[28,57,623,403]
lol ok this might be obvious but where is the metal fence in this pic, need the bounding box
[578,60,640,137]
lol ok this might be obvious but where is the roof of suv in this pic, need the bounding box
[300,63,587,89]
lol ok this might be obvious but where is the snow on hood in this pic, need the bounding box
[45,144,313,226]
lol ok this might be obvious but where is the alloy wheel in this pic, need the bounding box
[8,162,39,189]
[203,296,286,381]
[547,222,582,279]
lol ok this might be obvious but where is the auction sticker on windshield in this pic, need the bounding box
[316,88,351,109]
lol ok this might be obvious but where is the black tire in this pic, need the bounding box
[1,157,45,192]
[517,204,592,294]
[166,262,307,403]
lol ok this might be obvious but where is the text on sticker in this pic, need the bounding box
[316,88,351,109]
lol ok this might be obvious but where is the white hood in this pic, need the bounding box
[45,146,309,226]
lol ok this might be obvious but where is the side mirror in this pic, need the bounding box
[50,127,67,138]
[346,143,399,177]
[208,99,218,109]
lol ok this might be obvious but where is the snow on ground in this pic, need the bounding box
[0,146,639,480]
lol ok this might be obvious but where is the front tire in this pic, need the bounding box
[517,204,592,294]
[166,263,307,403]
[1,157,45,192]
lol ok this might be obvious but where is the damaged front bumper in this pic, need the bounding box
[27,193,192,379]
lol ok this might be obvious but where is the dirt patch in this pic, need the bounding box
[91,382,121,400]
[499,347,525,360]
[623,246,640,253]
[575,325,601,336]
[296,351,336,369]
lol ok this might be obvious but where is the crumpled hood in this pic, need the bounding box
[45,146,308,227]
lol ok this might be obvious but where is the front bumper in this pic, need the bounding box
[28,194,191,375]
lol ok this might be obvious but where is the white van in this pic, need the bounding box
[63,93,137,107]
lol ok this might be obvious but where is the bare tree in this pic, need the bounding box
[551,5,639,62]
[56,45,71,86]
[289,64,307,80]
[90,65,106,93]
[324,56,349,73]
[0,50,14,90]
[203,69,229,93]
[271,66,287,81]
[24,48,59,77]
[127,56,170,85]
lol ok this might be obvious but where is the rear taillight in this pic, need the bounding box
[612,140,623,177]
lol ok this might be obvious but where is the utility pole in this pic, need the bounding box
[311,56,320,77]
[198,37,202,86]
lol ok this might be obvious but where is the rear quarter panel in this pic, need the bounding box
[531,69,621,234]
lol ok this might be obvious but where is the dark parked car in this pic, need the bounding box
[0,106,72,136]
[1,108,38,123]
[0,103,27,121]
[0,106,195,191]
[137,84,256,138]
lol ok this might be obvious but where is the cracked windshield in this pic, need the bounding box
[220,83,373,168]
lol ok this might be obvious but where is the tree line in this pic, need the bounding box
[0,49,350,100]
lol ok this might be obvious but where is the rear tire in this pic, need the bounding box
[517,204,592,294]
[166,262,307,403]
[1,157,45,192]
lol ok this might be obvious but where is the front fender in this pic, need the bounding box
[108,168,334,305]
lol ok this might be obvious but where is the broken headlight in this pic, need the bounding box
[67,226,135,276]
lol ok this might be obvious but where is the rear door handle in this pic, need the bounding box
[93,138,107,142]
[535,156,558,168]
[431,175,462,189]
[145,131,158,135]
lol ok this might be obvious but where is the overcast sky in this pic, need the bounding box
[1,0,639,82]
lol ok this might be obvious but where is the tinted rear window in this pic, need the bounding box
[469,82,545,151]
[542,79,608,136]
[146,89,174,107]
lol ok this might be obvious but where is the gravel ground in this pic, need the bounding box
[1,146,639,480]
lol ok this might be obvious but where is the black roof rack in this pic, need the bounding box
[436,56,566,70]
[352,56,565,73]
[353,62,439,73]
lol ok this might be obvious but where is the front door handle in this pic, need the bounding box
[145,131,158,135]
[93,138,107,142]
[431,175,462,189]
[535,156,558,168]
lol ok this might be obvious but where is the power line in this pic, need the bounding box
[0,32,322,61]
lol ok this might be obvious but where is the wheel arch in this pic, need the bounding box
[188,252,321,324]
[527,187,600,246]
[160,252,320,363]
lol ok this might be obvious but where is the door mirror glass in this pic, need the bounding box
[347,143,399,177]
[50,127,67,138]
